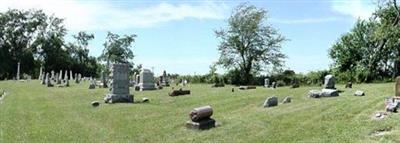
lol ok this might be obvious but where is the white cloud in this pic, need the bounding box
[0,0,228,31]
[270,17,346,24]
[331,0,375,20]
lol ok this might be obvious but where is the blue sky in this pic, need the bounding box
[0,0,375,76]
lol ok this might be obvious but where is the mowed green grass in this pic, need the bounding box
[1,80,400,143]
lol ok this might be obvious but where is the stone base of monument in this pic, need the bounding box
[186,118,216,130]
[321,89,339,97]
[104,94,134,103]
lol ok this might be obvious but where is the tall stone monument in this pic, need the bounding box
[323,75,335,89]
[161,70,170,86]
[16,62,20,80]
[104,63,133,103]
[139,69,156,91]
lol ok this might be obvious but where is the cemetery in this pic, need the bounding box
[3,0,400,142]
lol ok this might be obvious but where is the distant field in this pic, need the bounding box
[0,80,399,142]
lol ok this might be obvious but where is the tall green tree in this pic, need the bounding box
[215,3,287,84]
[100,32,136,70]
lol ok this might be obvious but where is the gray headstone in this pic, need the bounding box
[16,62,20,80]
[139,69,156,91]
[263,96,278,108]
[104,63,133,103]
[308,90,321,98]
[354,90,365,96]
[264,78,270,88]
[321,89,339,97]
[323,75,335,89]
[282,96,291,104]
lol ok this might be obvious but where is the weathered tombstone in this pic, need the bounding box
[59,70,63,81]
[291,79,300,88]
[169,88,191,96]
[282,96,291,104]
[139,69,156,91]
[161,70,170,86]
[56,73,61,84]
[16,62,20,80]
[38,66,43,80]
[91,101,100,107]
[308,90,321,98]
[104,63,134,103]
[51,70,55,81]
[321,89,339,97]
[89,79,96,89]
[102,71,108,88]
[264,78,270,88]
[75,73,79,84]
[345,81,352,88]
[396,77,400,97]
[272,82,277,89]
[41,72,46,85]
[263,96,278,108]
[45,73,53,87]
[354,90,365,96]
[70,70,73,80]
[186,106,216,130]
[323,75,335,89]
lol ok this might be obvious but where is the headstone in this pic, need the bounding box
[39,66,43,80]
[75,73,79,84]
[139,69,156,91]
[396,77,400,97]
[323,75,335,89]
[161,70,170,86]
[264,78,270,88]
[263,96,278,108]
[51,70,55,81]
[345,81,352,88]
[308,90,321,98]
[104,63,134,103]
[186,106,216,130]
[142,97,149,103]
[272,82,277,89]
[91,101,100,107]
[56,73,61,84]
[16,62,20,80]
[89,79,96,89]
[45,73,53,87]
[291,79,300,88]
[59,70,63,80]
[70,70,73,80]
[282,96,291,103]
[321,89,339,97]
[102,71,108,88]
[354,90,365,96]
[169,88,191,96]
[41,72,46,85]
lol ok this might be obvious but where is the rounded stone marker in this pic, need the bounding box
[142,97,149,103]
[91,101,100,107]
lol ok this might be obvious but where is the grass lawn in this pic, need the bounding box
[1,80,400,142]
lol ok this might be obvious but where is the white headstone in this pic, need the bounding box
[139,69,156,91]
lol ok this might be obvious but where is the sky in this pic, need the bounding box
[0,0,376,76]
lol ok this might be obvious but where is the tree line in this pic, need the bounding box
[0,9,138,80]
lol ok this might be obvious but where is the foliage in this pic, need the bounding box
[215,3,287,85]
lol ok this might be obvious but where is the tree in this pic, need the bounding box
[215,3,287,84]
[99,32,136,72]
[329,0,400,82]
